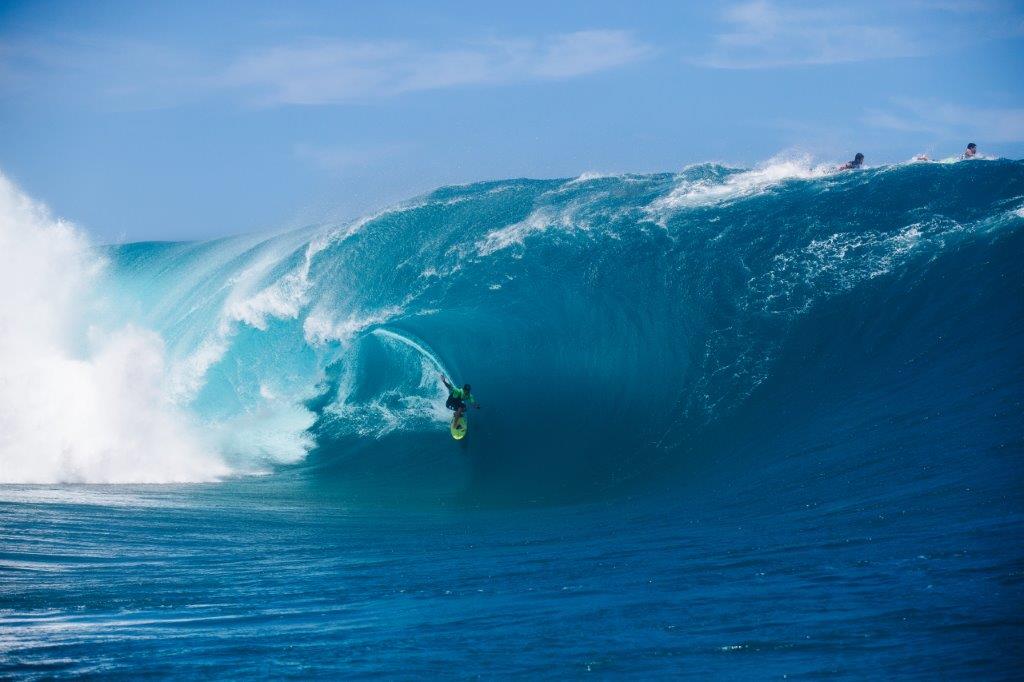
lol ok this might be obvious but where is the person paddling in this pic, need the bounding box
[918,142,978,162]
[838,152,864,170]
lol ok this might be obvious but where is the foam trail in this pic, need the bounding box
[0,174,229,483]
[371,328,447,373]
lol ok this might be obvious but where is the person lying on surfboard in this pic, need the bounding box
[837,152,864,171]
[441,374,480,426]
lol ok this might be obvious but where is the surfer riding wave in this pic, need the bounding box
[441,374,480,429]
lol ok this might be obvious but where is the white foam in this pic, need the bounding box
[476,201,591,256]
[303,306,405,345]
[155,208,410,471]
[905,154,960,165]
[0,173,230,484]
[0,487,184,508]
[565,171,612,185]
[323,351,448,439]
[225,264,307,329]
[168,334,230,403]
[745,219,960,319]
[207,399,316,464]
[224,225,348,330]
[646,154,833,220]
[168,219,359,403]
[476,209,554,255]
[688,214,977,421]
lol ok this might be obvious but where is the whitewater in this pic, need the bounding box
[1,157,1022,677]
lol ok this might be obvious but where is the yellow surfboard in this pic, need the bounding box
[450,413,467,440]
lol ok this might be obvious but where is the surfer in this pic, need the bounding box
[441,374,480,426]
[838,153,864,171]
[919,143,977,162]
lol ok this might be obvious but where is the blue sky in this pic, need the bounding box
[1,0,1022,242]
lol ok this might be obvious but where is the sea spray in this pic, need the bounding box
[0,174,228,483]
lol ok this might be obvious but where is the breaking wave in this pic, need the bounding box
[1,158,1021,504]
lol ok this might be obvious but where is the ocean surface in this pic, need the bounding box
[1,158,1022,678]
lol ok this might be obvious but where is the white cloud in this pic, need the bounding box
[0,34,208,110]
[530,30,654,78]
[694,0,1024,70]
[220,30,653,105]
[1,29,652,108]
[293,142,406,173]
[864,97,1024,143]
[696,1,924,68]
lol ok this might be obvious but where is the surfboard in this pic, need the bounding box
[450,413,467,440]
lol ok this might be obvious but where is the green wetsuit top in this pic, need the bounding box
[450,387,477,404]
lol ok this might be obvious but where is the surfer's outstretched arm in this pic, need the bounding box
[440,374,453,391]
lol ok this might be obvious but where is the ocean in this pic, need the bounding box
[1,158,1022,677]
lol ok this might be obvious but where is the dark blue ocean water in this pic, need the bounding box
[1,160,1022,677]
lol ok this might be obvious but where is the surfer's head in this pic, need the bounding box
[463,384,471,394]
[854,153,864,163]
[967,143,976,151]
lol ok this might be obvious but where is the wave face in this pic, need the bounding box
[3,160,1022,503]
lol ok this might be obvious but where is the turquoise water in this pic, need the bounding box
[1,160,1022,677]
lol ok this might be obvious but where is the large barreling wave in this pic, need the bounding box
[2,158,1022,504]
